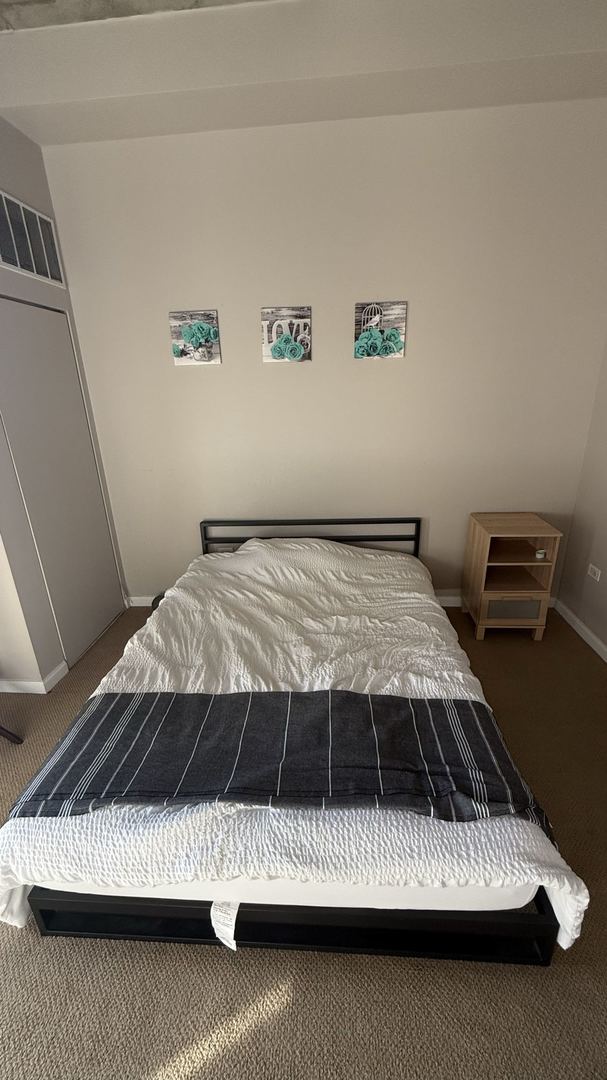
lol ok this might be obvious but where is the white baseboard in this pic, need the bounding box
[131,592,460,609]
[0,676,46,694]
[127,592,554,611]
[554,600,607,663]
[436,594,558,610]
[0,660,68,695]
[43,660,69,691]
[436,592,461,607]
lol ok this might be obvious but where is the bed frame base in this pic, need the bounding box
[29,886,557,965]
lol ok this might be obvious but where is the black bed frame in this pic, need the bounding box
[200,516,422,557]
[28,516,559,965]
[29,886,557,965]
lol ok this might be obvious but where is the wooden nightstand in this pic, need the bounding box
[462,512,562,641]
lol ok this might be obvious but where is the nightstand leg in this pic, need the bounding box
[532,627,545,642]
[475,625,486,641]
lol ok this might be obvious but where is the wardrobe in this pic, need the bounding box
[0,296,124,687]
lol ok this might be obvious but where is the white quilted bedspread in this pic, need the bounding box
[0,539,589,947]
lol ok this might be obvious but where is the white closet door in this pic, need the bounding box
[0,298,123,665]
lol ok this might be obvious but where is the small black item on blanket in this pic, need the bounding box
[9,690,550,836]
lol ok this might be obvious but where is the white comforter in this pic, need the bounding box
[0,539,588,946]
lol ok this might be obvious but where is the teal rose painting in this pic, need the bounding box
[261,306,312,363]
[169,309,222,365]
[353,301,407,359]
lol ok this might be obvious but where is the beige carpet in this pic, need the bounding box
[0,609,605,1080]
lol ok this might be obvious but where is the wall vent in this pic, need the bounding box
[0,190,64,286]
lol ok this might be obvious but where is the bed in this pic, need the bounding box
[0,517,588,964]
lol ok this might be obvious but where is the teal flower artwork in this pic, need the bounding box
[170,309,222,365]
[262,308,312,363]
[353,301,407,359]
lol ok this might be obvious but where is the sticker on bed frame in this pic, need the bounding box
[169,309,222,365]
[353,300,407,359]
[261,306,312,363]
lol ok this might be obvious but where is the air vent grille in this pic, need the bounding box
[0,191,64,286]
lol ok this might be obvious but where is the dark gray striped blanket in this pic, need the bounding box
[10,690,549,831]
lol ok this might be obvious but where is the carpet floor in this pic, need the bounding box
[0,608,605,1080]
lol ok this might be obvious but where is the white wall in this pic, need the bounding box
[44,99,607,598]
[559,342,607,646]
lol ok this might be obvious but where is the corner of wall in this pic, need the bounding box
[557,339,607,657]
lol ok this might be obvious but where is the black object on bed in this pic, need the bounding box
[23,516,559,965]
[11,691,549,837]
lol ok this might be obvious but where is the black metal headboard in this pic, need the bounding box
[200,517,421,558]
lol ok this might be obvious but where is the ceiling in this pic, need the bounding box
[0,0,606,145]
[0,0,257,32]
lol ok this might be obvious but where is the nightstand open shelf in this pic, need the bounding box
[462,513,562,641]
[484,566,550,592]
[487,539,554,566]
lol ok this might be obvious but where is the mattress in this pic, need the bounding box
[34,876,538,912]
[0,538,589,947]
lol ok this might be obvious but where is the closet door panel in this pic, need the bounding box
[0,298,123,665]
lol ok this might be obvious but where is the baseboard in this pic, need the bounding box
[554,600,607,663]
[0,660,68,695]
[130,591,462,609]
[43,660,69,691]
[436,594,558,611]
[127,592,554,612]
[0,677,46,694]
[436,592,461,607]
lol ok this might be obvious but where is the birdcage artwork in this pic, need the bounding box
[354,300,407,358]
[169,309,222,365]
[361,303,384,333]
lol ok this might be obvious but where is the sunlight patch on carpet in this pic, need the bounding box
[149,979,293,1078]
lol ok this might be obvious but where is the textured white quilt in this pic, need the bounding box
[0,539,589,946]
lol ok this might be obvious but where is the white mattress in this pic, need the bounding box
[0,538,589,947]
[34,876,537,912]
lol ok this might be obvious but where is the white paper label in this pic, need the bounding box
[210,900,239,950]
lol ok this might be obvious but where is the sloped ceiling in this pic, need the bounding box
[0,0,606,145]
[0,0,257,32]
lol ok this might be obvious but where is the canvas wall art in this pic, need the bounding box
[169,309,222,365]
[353,300,407,358]
[261,306,312,363]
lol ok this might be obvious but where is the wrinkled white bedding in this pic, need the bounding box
[97,538,487,701]
[0,539,589,946]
